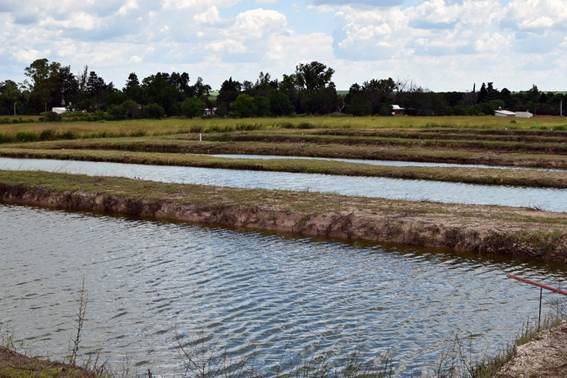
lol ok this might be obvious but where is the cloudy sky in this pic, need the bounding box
[1,0,566,91]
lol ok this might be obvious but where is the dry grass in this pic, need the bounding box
[0,116,566,142]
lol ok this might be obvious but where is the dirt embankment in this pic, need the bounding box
[1,172,567,262]
[497,321,567,378]
[0,347,93,378]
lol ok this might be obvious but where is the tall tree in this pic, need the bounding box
[294,62,334,91]
[217,77,242,114]
[0,80,23,115]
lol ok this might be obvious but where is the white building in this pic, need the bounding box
[494,109,516,117]
[51,107,67,114]
[494,109,533,118]
[515,111,534,118]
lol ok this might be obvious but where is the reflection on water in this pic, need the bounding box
[0,157,566,212]
[1,205,566,376]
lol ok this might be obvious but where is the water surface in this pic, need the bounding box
[0,157,566,212]
[1,205,566,376]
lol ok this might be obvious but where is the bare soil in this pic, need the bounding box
[497,322,567,378]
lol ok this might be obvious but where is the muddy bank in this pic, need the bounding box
[0,347,93,378]
[497,321,567,377]
[1,171,566,262]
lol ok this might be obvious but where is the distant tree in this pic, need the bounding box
[24,58,62,112]
[116,99,142,119]
[124,73,144,103]
[141,73,181,115]
[279,74,300,111]
[253,96,271,117]
[217,77,242,115]
[188,77,211,99]
[269,91,293,116]
[293,61,338,114]
[0,80,23,115]
[233,94,257,117]
[294,61,334,91]
[180,97,205,118]
[143,103,165,119]
[86,71,109,111]
[477,83,488,103]
[345,84,371,116]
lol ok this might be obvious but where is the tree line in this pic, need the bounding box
[1,58,565,119]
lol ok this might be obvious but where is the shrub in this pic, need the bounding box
[39,111,62,122]
[15,131,39,142]
[39,129,56,141]
[143,103,166,119]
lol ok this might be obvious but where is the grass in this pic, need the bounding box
[2,116,567,170]
[2,147,567,189]
[1,116,567,144]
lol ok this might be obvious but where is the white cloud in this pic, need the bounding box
[193,6,220,24]
[1,0,567,90]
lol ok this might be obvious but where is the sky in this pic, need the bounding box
[1,0,566,91]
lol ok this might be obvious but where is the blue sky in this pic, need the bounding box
[1,0,566,91]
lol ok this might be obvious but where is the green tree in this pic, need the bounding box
[269,91,293,115]
[0,80,22,115]
[253,96,271,116]
[181,97,205,118]
[24,58,63,112]
[124,73,144,103]
[217,77,242,115]
[143,103,165,119]
[294,61,334,91]
[233,94,257,117]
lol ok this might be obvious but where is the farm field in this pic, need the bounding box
[1,115,567,143]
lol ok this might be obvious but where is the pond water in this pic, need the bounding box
[0,157,566,212]
[1,205,566,376]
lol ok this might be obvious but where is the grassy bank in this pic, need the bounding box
[21,137,567,169]
[1,170,566,262]
[0,347,93,378]
[206,131,567,154]
[2,147,567,189]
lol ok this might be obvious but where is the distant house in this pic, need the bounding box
[494,108,534,118]
[204,107,217,117]
[391,104,405,116]
[51,107,67,114]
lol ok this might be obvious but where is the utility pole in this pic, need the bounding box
[561,99,563,117]
[13,102,17,116]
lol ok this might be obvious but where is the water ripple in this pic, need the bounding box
[1,205,567,376]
